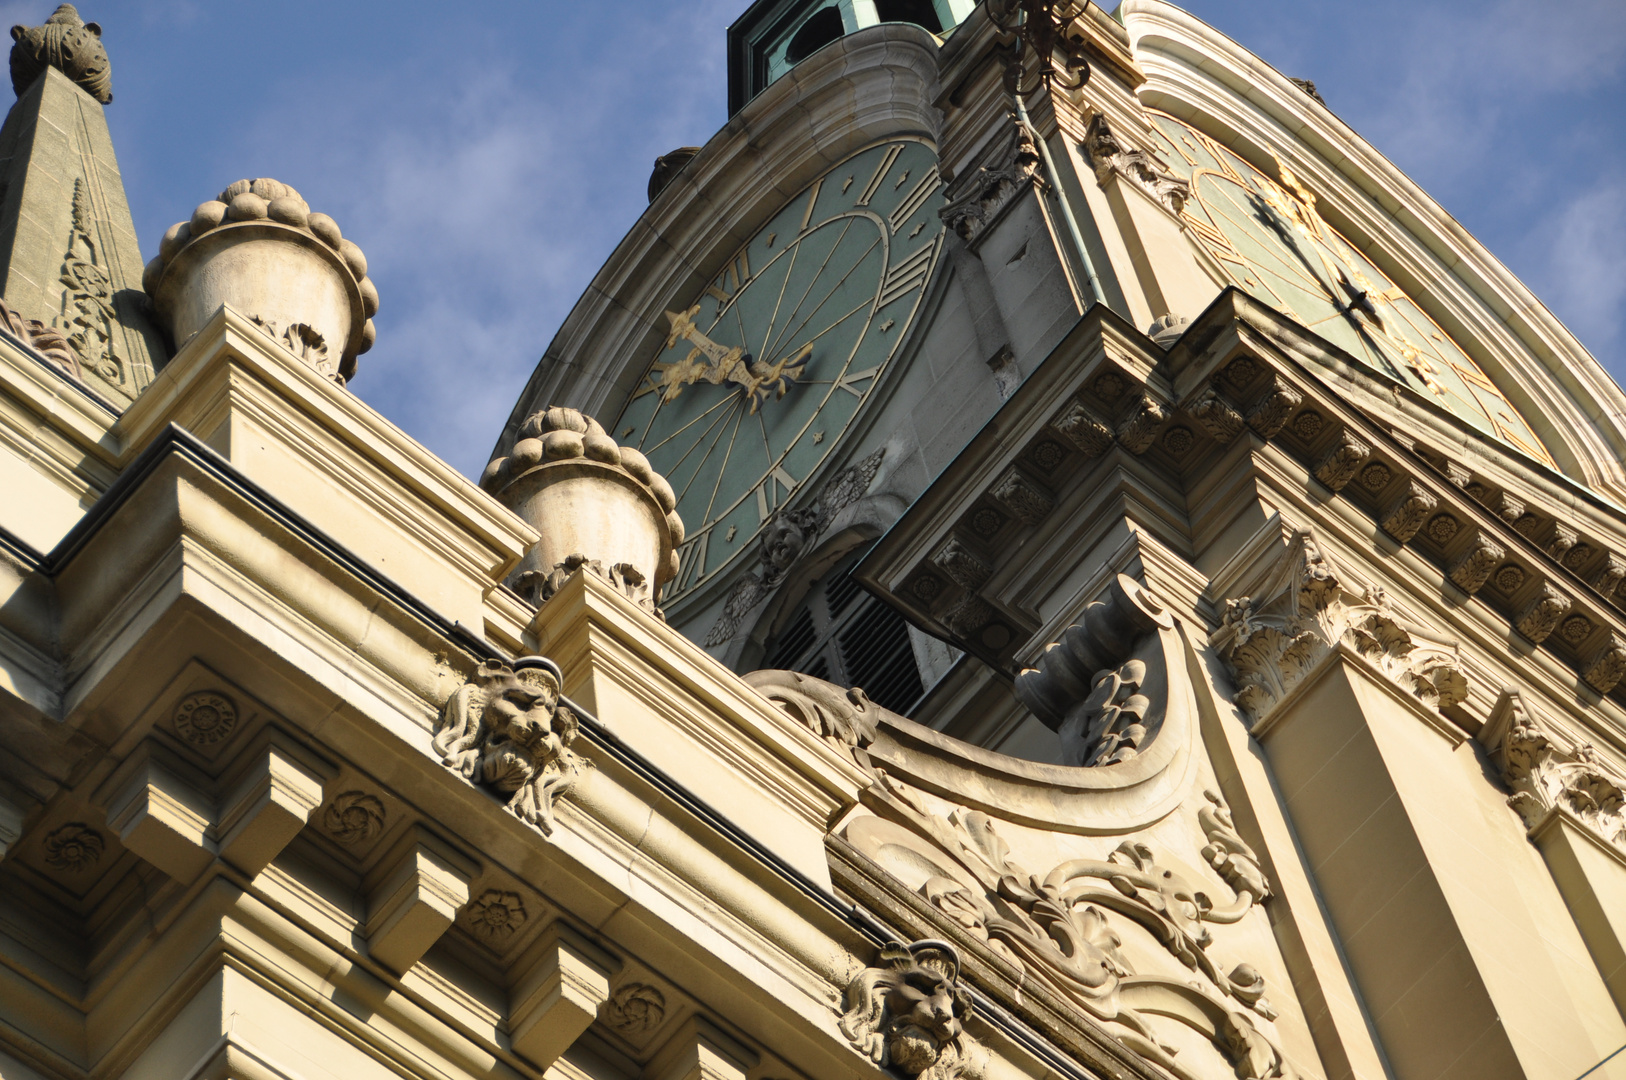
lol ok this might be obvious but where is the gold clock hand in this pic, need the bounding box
[737,341,812,414]
[656,306,748,402]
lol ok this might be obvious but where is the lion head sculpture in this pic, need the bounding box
[839,939,973,1080]
[433,657,588,835]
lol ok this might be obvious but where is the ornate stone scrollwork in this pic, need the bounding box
[0,297,79,380]
[1210,531,1466,726]
[744,668,878,755]
[1480,691,1626,852]
[433,658,589,836]
[704,449,884,646]
[845,785,1290,1078]
[1014,574,1173,765]
[839,939,974,1080]
[1082,114,1190,216]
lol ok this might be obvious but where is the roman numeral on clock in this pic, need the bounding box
[669,530,709,596]
[856,145,904,207]
[755,464,798,521]
[889,171,941,234]
[835,365,879,397]
[705,250,753,304]
[878,243,934,309]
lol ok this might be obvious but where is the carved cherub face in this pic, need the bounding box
[479,669,575,791]
[881,953,970,1074]
[761,515,811,574]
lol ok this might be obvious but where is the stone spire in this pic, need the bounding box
[0,5,162,405]
[10,5,111,104]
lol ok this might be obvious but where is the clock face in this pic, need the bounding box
[1146,113,1552,466]
[614,138,945,607]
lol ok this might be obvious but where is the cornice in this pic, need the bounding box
[1119,0,1626,501]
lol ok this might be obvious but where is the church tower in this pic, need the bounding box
[0,4,1624,1080]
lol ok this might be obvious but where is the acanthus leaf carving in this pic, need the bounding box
[1049,396,1114,457]
[1191,386,1245,445]
[1312,430,1370,492]
[1516,584,1571,644]
[432,657,589,836]
[1244,376,1301,438]
[55,179,123,386]
[1082,114,1190,216]
[1115,393,1168,455]
[1480,691,1626,852]
[704,449,883,646]
[745,668,879,758]
[1448,533,1505,594]
[1210,530,1467,726]
[939,113,1045,244]
[845,778,1294,1079]
[1380,481,1437,543]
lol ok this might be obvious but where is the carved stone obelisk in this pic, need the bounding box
[0,5,164,405]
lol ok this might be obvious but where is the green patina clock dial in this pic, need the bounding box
[1147,112,1552,466]
[615,138,945,606]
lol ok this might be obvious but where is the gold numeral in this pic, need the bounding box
[754,465,798,522]
[705,251,754,305]
[878,243,934,309]
[836,365,879,397]
[800,177,823,232]
[889,170,941,234]
[856,145,904,207]
[668,530,709,596]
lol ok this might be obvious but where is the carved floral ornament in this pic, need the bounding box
[433,657,590,836]
[842,778,1292,1080]
[1209,530,1466,728]
[1480,691,1626,853]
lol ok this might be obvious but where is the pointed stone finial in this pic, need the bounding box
[10,5,111,104]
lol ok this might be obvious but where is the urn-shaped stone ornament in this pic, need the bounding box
[144,178,378,384]
[482,407,682,611]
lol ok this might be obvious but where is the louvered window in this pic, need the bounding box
[759,546,927,715]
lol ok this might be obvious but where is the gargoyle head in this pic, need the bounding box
[475,660,578,793]
[840,940,972,1079]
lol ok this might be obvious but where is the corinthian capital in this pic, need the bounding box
[1479,690,1626,852]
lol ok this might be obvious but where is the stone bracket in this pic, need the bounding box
[508,923,616,1068]
[96,743,216,883]
[364,825,477,974]
[648,1017,758,1080]
[216,731,335,876]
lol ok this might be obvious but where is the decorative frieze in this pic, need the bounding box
[1190,386,1245,444]
[1516,585,1571,645]
[1244,375,1301,438]
[1380,481,1437,543]
[989,466,1052,524]
[930,536,992,590]
[605,982,667,1038]
[43,822,103,872]
[1593,555,1626,598]
[323,791,386,845]
[1584,635,1626,694]
[1049,397,1114,457]
[173,691,239,747]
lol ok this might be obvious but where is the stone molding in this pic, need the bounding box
[1210,530,1467,727]
[1480,690,1626,855]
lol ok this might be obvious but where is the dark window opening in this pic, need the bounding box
[759,547,927,715]
[786,7,845,63]
[875,0,942,32]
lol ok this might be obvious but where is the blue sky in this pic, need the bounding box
[36,0,1623,477]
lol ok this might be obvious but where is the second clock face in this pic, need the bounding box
[1146,112,1552,466]
[614,138,945,606]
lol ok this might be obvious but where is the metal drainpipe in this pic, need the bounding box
[1013,91,1106,307]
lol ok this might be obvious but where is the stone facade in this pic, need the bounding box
[3,5,1626,1080]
